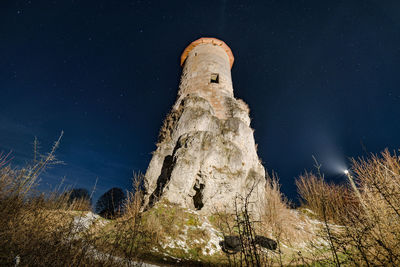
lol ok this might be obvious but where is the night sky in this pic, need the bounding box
[1,0,400,203]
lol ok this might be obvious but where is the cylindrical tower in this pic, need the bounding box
[143,37,266,216]
[176,38,235,120]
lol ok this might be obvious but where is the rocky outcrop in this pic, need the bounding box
[143,94,266,215]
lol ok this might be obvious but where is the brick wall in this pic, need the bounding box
[177,43,234,120]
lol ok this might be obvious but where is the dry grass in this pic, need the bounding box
[0,135,148,266]
[296,149,400,266]
[0,162,99,265]
[101,173,156,261]
[261,173,300,243]
[259,173,325,265]
[212,174,321,266]
[336,149,400,265]
[296,171,358,223]
[9,134,400,266]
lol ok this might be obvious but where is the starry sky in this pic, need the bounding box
[1,0,400,203]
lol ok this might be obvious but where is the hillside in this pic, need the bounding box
[2,142,400,266]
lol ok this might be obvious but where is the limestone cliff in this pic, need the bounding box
[142,38,267,215]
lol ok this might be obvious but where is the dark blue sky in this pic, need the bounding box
[1,0,400,202]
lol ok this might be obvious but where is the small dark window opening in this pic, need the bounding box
[210,73,219,84]
[193,183,205,210]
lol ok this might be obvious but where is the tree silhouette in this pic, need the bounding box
[95,187,126,219]
[67,188,91,204]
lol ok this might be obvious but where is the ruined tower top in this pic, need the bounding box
[180,37,234,68]
[176,37,235,119]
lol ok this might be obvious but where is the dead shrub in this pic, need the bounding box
[296,171,357,223]
[296,149,400,266]
[335,149,400,265]
[261,172,299,243]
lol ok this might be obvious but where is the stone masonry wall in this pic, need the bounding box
[175,43,234,120]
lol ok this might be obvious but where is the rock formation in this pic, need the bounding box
[143,38,267,215]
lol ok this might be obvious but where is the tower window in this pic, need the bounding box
[210,73,219,83]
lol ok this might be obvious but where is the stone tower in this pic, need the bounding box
[143,37,267,215]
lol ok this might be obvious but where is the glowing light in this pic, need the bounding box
[344,169,349,175]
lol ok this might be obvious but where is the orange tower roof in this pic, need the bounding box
[180,37,234,68]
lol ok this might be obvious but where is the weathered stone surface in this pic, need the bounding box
[143,38,267,216]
